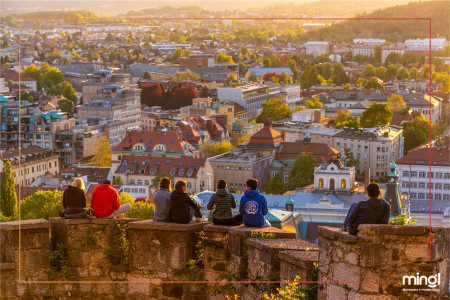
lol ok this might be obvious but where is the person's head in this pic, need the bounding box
[217,179,227,190]
[103,179,112,186]
[367,182,380,198]
[174,180,187,193]
[72,177,85,191]
[159,177,172,191]
[246,178,258,191]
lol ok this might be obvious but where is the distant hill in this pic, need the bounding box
[310,1,450,42]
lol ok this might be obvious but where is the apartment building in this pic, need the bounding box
[304,41,329,57]
[381,45,405,64]
[396,136,450,204]
[0,145,59,187]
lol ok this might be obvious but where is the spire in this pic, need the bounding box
[384,159,402,216]
[285,194,294,211]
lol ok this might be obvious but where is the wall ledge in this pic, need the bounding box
[246,238,318,252]
[49,217,142,225]
[229,226,296,238]
[279,250,319,267]
[0,218,49,230]
[128,220,209,231]
[203,224,237,233]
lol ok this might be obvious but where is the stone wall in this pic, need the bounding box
[318,225,449,300]
[1,219,449,300]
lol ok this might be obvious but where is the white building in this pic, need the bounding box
[314,158,356,192]
[353,39,386,45]
[381,45,405,64]
[351,44,374,57]
[405,38,447,52]
[304,41,329,58]
[118,185,151,200]
[151,43,191,50]
[396,136,450,203]
[329,54,341,63]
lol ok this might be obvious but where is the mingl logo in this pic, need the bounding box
[402,273,440,288]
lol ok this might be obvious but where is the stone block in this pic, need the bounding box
[404,243,430,262]
[332,262,360,290]
[359,269,380,293]
[326,284,346,299]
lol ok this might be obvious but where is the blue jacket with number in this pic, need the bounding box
[239,190,268,227]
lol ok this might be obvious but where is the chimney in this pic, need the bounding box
[364,168,370,191]
[169,109,173,118]
[313,110,322,123]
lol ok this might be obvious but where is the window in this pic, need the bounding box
[341,179,346,189]
[419,182,425,189]
[419,172,425,178]
[444,195,449,201]
[130,179,135,185]
[145,180,149,186]
[402,182,408,188]
[428,172,434,178]
[271,171,277,179]
[435,183,442,189]
[436,172,442,178]
[418,193,425,199]
[427,183,433,189]
[284,172,289,183]
[187,182,192,189]
[403,171,409,177]
[411,171,417,177]
[137,180,142,185]
[187,172,192,177]
[410,182,417,188]
[410,193,416,199]
[444,173,450,179]
[228,108,233,112]
[319,178,324,188]
[435,194,441,200]
[444,184,450,190]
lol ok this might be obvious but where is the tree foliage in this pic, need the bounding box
[304,98,323,109]
[141,83,164,107]
[344,148,360,169]
[200,141,233,157]
[387,94,407,113]
[58,98,73,115]
[1,160,17,218]
[264,173,285,195]
[90,136,112,167]
[20,190,63,220]
[334,110,360,129]
[119,193,155,219]
[171,84,200,109]
[255,98,291,123]
[361,102,392,128]
[288,153,318,190]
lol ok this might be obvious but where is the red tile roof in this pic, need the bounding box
[114,130,196,154]
[276,142,340,164]
[396,136,449,167]
[0,68,36,82]
[58,166,110,183]
[248,119,283,145]
[390,111,422,126]
[116,155,207,178]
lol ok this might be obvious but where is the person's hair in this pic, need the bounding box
[159,177,172,191]
[174,180,187,192]
[367,182,380,197]
[103,179,112,185]
[217,179,227,189]
[246,178,258,190]
[72,177,85,191]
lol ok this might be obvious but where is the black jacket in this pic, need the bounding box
[169,190,201,224]
[63,186,87,213]
[348,197,391,235]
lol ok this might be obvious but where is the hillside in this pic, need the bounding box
[311,1,450,42]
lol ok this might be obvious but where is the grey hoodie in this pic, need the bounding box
[207,189,236,220]
[153,188,171,222]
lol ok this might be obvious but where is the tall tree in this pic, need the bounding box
[264,173,285,195]
[170,84,199,109]
[1,159,17,217]
[59,81,77,105]
[304,97,323,109]
[58,98,74,115]
[279,71,290,83]
[141,83,164,107]
[334,110,360,129]
[90,136,112,167]
[361,102,392,128]
[387,94,407,113]
[43,68,64,95]
[288,153,318,189]
[255,98,291,123]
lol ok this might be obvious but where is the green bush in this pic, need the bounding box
[119,193,155,219]
[389,213,417,226]
[20,190,63,220]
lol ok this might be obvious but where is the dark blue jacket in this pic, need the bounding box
[239,190,268,227]
[348,197,391,235]
[344,202,357,232]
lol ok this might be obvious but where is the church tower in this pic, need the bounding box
[285,195,294,211]
[384,161,402,216]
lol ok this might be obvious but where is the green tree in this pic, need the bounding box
[384,52,401,66]
[334,110,360,129]
[58,98,73,115]
[304,97,323,109]
[279,71,290,84]
[364,77,383,90]
[387,94,407,113]
[316,54,330,63]
[403,126,427,153]
[409,67,419,80]
[363,64,375,78]
[289,153,318,189]
[20,190,63,220]
[332,62,348,85]
[255,98,292,123]
[294,106,306,112]
[262,58,271,68]
[269,54,282,68]
[343,83,351,90]
[344,148,360,169]
[397,67,410,80]
[240,45,249,60]
[264,173,285,195]
[286,59,298,74]
[119,193,155,219]
[1,159,17,218]
[20,92,34,103]
[355,78,365,87]
[361,102,392,128]
[90,136,112,167]
[384,64,398,81]
[151,173,174,190]
[43,68,64,95]
[216,53,234,63]
[59,81,77,105]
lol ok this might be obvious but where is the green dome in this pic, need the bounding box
[390,161,396,170]
[286,195,294,205]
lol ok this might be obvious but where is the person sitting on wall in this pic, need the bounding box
[239,178,270,228]
[207,179,243,226]
[59,177,92,218]
[169,180,204,224]
[347,182,391,235]
[91,179,131,218]
[153,177,172,222]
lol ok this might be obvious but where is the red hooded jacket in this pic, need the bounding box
[91,184,120,218]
